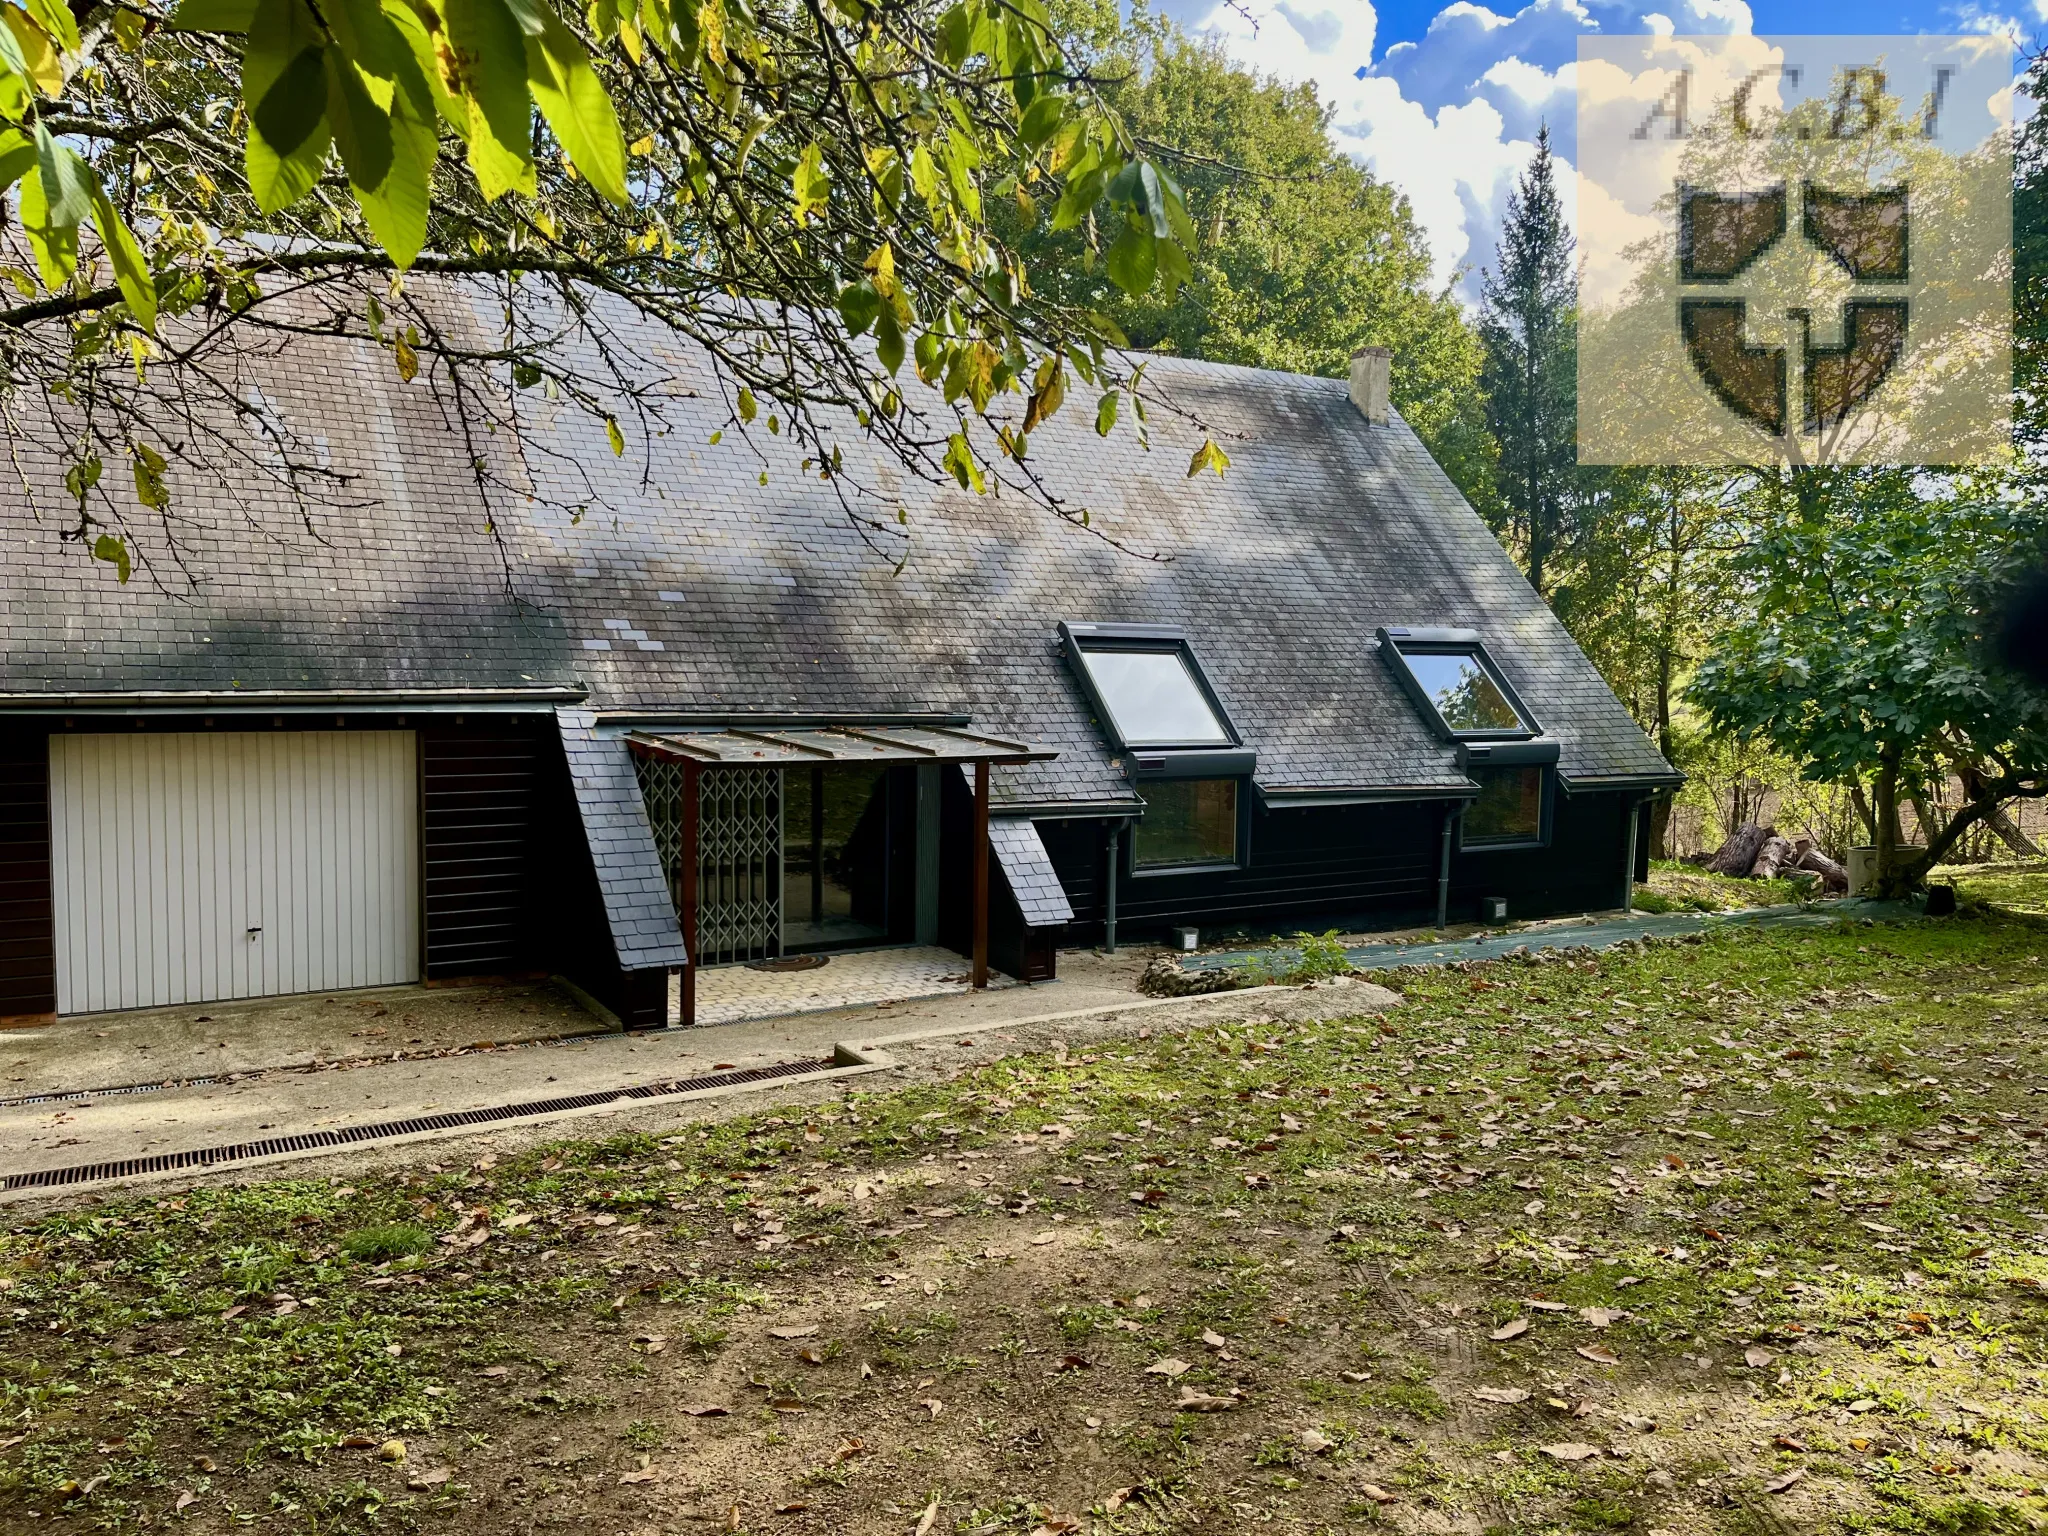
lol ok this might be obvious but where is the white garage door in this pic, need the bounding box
[49,731,420,1014]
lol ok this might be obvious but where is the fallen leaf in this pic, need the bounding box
[768,1324,819,1339]
[175,1492,197,1512]
[797,1346,827,1365]
[1339,1369,1371,1383]
[1031,1232,1057,1245]
[1145,1357,1191,1378]
[1579,1306,1625,1328]
[1175,1385,1237,1412]
[1525,1299,1570,1312]
[1055,1353,1090,1372]
[1542,1443,1600,1461]
[1102,1487,1135,1512]
[1764,1467,1806,1493]
[1576,1345,1620,1365]
[407,1469,453,1490]
[220,1304,247,1320]
[1490,1318,1530,1341]
[913,1496,940,1536]
[1201,1330,1228,1350]
[1621,1413,1659,1433]
[769,1398,808,1415]
[480,1365,511,1379]
[1774,1435,1808,1452]
[1358,1483,1399,1505]
[1745,1346,1777,1368]
[1300,1428,1335,1454]
[1474,1386,1532,1403]
[339,1435,377,1450]
[682,1404,731,1417]
[921,1398,944,1419]
[776,1502,810,1514]
[620,1469,659,1485]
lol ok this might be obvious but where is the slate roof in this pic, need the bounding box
[0,284,1673,809]
[986,808,1076,928]
[556,708,689,970]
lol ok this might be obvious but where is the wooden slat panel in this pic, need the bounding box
[420,725,545,979]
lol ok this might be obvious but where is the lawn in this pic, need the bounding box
[4,906,2048,1535]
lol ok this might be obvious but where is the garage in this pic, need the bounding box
[48,731,420,1014]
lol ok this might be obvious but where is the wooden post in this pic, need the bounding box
[972,759,990,989]
[681,761,700,1028]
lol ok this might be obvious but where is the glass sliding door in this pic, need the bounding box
[782,763,911,952]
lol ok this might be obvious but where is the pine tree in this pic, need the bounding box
[1478,126,1580,596]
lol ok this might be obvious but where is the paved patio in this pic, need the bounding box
[682,945,1019,1026]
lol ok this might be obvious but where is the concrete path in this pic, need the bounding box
[1184,896,1919,974]
[0,948,1206,1198]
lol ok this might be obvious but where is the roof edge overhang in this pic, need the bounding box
[0,686,586,716]
[1558,771,1685,794]
[1257,783,1478,809]
[1002,799,1145,820]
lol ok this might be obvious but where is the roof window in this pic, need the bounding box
[1378,627,1539,741]
[1061,623,1237,751]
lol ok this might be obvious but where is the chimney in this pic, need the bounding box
[1349,345,1391,426]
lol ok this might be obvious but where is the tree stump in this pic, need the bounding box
[1705,822,1771,877]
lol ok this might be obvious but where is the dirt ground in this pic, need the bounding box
[4,910,2048,1536]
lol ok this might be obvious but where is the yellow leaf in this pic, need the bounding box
[606,415,625,455]
[1187,438,1231,478]
[394,334,418,382]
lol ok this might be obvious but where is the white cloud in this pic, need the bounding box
[1188,0,1758,301]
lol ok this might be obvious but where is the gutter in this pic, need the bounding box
[1257,783,1478,810]
[1559,771,1685,794]
[592,710,973,731]
[0,686,586,716]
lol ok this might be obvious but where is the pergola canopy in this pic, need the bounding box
[625,724,1055,767]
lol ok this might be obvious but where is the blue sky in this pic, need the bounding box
[1144,0,2031,299]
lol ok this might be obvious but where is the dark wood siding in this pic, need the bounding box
[1448,787,1631,922]
[0,728,53,1018]
[420,722,549,981]
[1039,798,1441,944]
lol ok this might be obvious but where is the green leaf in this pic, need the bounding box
[0,127,34,195]
[1105,220,1156,297]
[1094,390,1116,437]
[350,69,435,265]
[1017,90,1063,149]
[63,454,100,499]
[1155,230,1192,304]
[1187,439,1230,478]
[243,0,331,212]
[386,1,469,134]
[908,142,938,207]
[25,0,79,53]
[31,122,90,225]
[89,185,156,330]
[16,166,74,289]
[942,432,983,493]
[835,279,879,337]
[91,533,131,583]
[736,388,756,422]
[874,307,904,375]
[605,415,625,455]
[446,0,536,200]
[2,10,61,97]
[325,50,394,198]
[935,0,970,64]
[1137,161,1172,239]
[525,3,628,205]
[167,0,256,30]
[791,141,828,225]
[131,442,169,510]
[513,361,542,388]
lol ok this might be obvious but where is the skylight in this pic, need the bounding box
[1378,627,1538,741]
[1060,623,1239,752]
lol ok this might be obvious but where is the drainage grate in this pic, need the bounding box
[0,1057,837,1192]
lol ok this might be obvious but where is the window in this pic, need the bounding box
[1134,778,1238,869]
[1462,766,1545,847]
[1378,628,1538,741]
[1071,643,1232,747]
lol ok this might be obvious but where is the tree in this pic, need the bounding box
[0,0,1216,584]
[1012,9,1489,493]
[1560,466,1745,855]
[1689,468,2048,895]
[1477,125,1577,595]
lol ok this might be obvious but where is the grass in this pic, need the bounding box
[1634,857,1816,911]
[4,892,2048,1532]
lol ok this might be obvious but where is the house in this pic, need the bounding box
[0,290,1678,1030]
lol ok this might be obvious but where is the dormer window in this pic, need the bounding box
[1377,627,1539,741]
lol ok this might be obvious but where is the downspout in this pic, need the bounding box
[1104,818,1123,952]
[1435,804,1456,930]
[1622,794,1644,914]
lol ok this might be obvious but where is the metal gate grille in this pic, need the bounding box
[633,757,783,966]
